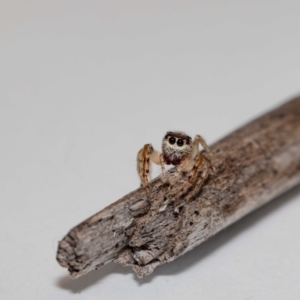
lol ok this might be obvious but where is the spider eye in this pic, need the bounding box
[177,139,184,147]
[169,137,176,145]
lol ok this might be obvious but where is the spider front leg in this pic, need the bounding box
[187,153,205,185]
[192,135,213,162]
[137,144,163,188]
[182,134,213,187]
[159,154,167,183]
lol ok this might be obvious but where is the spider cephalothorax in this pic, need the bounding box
[162,131,192,165]
[137,131,213,189]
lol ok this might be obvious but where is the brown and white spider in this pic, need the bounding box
[137,131,213,188]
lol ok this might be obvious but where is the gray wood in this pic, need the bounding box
[57,96,300,278]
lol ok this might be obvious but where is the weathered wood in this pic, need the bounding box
[57,97,300,278]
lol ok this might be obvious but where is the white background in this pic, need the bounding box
[1,1,300,299]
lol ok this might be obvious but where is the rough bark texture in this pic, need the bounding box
[57,97,300,278]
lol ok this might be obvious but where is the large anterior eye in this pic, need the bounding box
[177,139,184,146]
[169,137,176,145]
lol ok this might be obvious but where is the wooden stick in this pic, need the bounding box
[57,96,300,278]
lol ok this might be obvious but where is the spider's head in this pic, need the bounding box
[162,131,192,165]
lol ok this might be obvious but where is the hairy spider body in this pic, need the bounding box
[162,132,192,165]
[137,131,213,189]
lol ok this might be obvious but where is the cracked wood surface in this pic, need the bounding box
[57,96,300,278]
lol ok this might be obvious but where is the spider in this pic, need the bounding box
[137,131,213,189]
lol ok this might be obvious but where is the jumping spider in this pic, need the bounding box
[137,131,213,189]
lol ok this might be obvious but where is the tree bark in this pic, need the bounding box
[57,96,300,278]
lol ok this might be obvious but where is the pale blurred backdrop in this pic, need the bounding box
[1,1,300,299]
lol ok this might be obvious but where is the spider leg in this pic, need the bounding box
[188,153,205,185]
[191,134,216,174]
[137,144,162,188]
[159,154,167,183]
[184,162,210,202]
[192,135,213,163]
[171,161,211,211]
